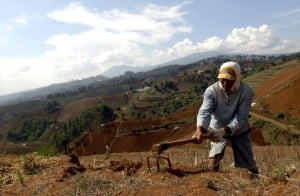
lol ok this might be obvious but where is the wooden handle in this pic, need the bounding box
[166,138,198,147]
[152,134,212,154]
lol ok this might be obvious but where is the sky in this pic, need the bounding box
[0,0,300,96]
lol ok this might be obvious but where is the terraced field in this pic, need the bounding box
[245,60,300,118]
[244,60,298,88]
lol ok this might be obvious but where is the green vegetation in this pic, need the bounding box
[51,103,116,151]
[21,154,42,175]
[37,145,58,156]
[5,102,116,153]
[250,118,300,145]
[6,117,54,142]
[273,112,300,129]
[46,100,60,114]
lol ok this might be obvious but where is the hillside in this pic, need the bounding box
[1,54,300,154]
[245,59,300,117]
[63,58,299,156]
[0,54,300,195]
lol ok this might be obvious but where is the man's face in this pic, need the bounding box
[220,78,235,92]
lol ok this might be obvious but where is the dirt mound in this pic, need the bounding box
[109,159,142,176]
[59,154,86,181]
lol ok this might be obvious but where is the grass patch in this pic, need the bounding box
[250,118,300,145]
[37,145,59,157]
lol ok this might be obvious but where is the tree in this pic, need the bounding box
[46,100,60,114]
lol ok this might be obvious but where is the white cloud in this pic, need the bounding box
[15,15,28,24]
[48,2,99,27]
[45,2,191,72]
[3,2,190,96]
[0,2,298,96]
[47,2,191,39]
[226,24,294,53]
[141,2,190,22]
[0,58,51,95]
[152,24,295,64]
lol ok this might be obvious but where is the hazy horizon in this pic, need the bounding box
[1,0,300,96]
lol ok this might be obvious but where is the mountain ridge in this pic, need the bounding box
[0,52,298,107]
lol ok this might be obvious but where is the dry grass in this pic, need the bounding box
[1,146,300,195]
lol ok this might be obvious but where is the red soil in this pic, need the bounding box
[1,147,300,195]
[254,64,300,117]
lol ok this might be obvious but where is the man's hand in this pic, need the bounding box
[192,126,208,143]
[212,128,225,141]
[211,127,231,142]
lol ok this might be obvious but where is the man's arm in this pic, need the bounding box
[227,85,253,133]
[193,87,215,141]
[196,88,215,130]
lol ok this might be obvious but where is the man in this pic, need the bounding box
[192,61,259,177]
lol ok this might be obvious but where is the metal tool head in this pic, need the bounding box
[147,154,172,172]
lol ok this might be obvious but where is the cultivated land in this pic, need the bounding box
[1,146,300,195]
[245,59,300,117]
[0,55,300,195]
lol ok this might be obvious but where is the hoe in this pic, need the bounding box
[147,134,212,171]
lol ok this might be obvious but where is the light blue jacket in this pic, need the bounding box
[197,81,253,134]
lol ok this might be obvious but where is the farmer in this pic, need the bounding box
[192,61,259,177]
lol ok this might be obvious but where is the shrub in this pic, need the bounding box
[274,112,285,119]
[252,119,265,129]
[37,145,58,156]
[20,154,42,175]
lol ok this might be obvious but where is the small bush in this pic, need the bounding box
[252,120,265,129]
[21,154,42,175]
[38,145,58,157]
[269,164,288,182]
[274,113,285,119]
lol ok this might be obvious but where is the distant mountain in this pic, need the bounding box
[0,75,107,106]
[2,51,294,106]
[101,65,152,78]
[157,51,225,66]
[0,51,223,106]
[102,51,224,78]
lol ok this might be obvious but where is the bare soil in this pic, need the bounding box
[254,64,300,117]
[1,147,300,195]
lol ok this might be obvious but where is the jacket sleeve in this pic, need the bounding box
[227,85,253,133]
[196,87,215,130]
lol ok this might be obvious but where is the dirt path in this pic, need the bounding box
[250,112,300,134]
